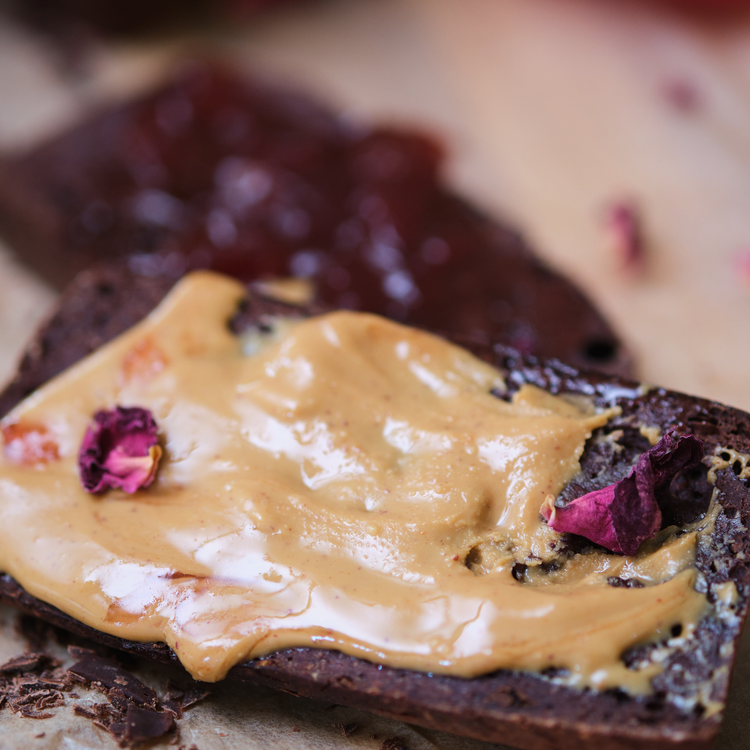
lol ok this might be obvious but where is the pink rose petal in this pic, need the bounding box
[542,431,703,556]
[79,407,162,494]
[604,200,645,275]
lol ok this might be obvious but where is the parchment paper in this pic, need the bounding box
[1,0,749,747]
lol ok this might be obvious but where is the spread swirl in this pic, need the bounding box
[0,272,710,689]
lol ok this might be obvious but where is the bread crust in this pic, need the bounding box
[1,264,748,750]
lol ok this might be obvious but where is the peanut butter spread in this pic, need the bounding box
[0,272,711,690]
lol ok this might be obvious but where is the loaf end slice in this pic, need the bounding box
[0,59,630,376]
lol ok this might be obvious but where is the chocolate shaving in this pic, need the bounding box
[8,703,54,719]
[181,684,210,710]
[109,702,174,746]
[0,654,75,721]
[0,652,59,676]
[162,681,184,719]
[6,677,65,718]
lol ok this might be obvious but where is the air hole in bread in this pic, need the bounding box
[582,337,618,363]
[645,693,667,712]
[464,546,481,573]
[607,577,645,589]
[540,666,570,679]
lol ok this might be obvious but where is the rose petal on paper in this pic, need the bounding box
[661,78,701,114]
[79,407,162,494]
[604,200,645,274]
[733,248,750,285]
[542,432,703,556]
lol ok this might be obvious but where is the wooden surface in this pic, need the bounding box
[0,0,750,747]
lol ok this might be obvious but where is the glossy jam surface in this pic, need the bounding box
[0,273,704,689]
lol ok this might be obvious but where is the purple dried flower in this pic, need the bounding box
[542,431,703,556]
[79,407,162,494]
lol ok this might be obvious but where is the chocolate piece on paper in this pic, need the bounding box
[68,653,158,709]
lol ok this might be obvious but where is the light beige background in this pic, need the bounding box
[0,0,749,747]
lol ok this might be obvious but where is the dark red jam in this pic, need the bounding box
[0,61,628,374]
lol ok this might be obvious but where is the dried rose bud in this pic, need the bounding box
[79,407,162,494]
[604,201,645,274]
[542,431,703,556]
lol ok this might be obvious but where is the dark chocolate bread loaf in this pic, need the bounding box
[0,262,748,750]
[0,60,630,377]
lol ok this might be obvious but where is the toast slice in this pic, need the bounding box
[0,60,630,377]
[0,261,748,750]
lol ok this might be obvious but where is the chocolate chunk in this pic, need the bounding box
[107,687,132,714]
[67,653,157,708]
[109,703,174,746]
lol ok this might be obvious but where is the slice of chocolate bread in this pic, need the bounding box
[12,0,298,36]
[0,262,748,750]
[0,60,630,377]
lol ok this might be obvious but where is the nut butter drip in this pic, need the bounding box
[0,272,709,690]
